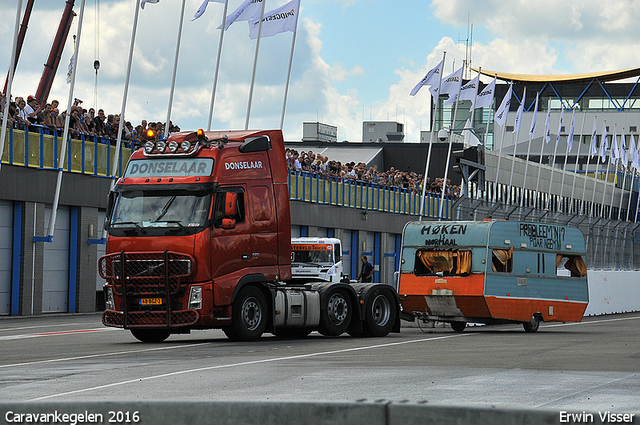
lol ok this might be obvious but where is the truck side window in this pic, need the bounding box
[415,250,471,276]
[334,244,341,263]
[492,247,513,273]
[213,189,245,228]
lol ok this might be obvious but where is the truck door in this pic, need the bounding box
[210,188,251,285]
[247,184,278,269]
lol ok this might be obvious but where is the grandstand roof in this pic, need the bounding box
[471,67,640,84]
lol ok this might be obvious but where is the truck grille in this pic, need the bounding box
[103,310,199,328]
[99,251,194,295]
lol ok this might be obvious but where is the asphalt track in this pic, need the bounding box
[0,312,638,413]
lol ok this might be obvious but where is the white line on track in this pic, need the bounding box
[24,313,640,401]
[0,342,214,369]
[0,322,93,332]
[0,328,118,341]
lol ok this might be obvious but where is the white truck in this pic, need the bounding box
[291,237,348,283]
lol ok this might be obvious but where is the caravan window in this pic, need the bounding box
[415,250,471,276]
[492,247,514,273]
[556,254,587,277]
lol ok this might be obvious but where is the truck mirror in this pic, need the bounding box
[222,218,236,229]
[224,192,237,217]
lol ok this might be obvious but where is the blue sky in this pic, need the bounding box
[3,0,640,142]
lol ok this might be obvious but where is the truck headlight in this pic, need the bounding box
[105,287,115,310]
[188,286,202,310]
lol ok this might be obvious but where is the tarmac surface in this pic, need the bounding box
[0,312,638,413]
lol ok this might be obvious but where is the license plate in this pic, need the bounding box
[139,298,163,306]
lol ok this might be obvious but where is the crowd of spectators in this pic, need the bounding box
[0,93,179,147]
[285,148,460,199]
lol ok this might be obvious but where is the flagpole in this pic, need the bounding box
[111,0,142,189]
[48,0,86,240]
[600,124,613,218]
[509,87,526,206]
[280,26,298,130]
[625,133,637,220]
[438,63,464,220]
[616,132,628,220]
[245,0,267,130]
[546,107,564,210]
[207,0,229,131]
[518,90,536,209]
[418,51,446,221]
[590,119,604,217]
[559,109,576,213]
[533,103,549,209]
[626,167,636,221]
[570,112,587,214]
[583,116,598,216]
[164,0,187,138]
[0,0,23,175]
[493,81,511,203]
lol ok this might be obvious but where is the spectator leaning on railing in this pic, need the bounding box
[284,147,460,199]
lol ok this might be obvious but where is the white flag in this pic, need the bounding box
[410,59,443,96]
[567,111,576,152]
[449,74,478,105]
[249,0,300,39]
[621,130,628,165]
[219,0,263,30]
[513,88,525,134]
[590,117,598,158]
[494,84,512,127]
[66,52,75,84]
[430,66,463,104]
[471,76,496,111]
[611,127,619,164]
[528,92,539,138]
[141,0,160,9]
[555,108,564,147]
[193,0,226,21]
[631,133,639,170]
[544,108,551,143]
[463,118,480,146]
[600,123,608,163]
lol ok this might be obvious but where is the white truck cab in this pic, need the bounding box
[291,237,347,283]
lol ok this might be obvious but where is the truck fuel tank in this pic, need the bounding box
[274,288,321,328]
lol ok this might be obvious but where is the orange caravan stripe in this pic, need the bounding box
[398,273,486,297]
[485,296,588,323]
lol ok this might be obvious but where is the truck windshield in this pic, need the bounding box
[111,189,211,229]
[292,250,333,264]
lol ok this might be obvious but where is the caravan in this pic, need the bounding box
[397,220,589,332]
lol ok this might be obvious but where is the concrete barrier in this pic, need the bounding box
[1,401,637,425]
[586,270,640,315]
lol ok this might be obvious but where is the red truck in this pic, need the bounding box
[100,129,399,342]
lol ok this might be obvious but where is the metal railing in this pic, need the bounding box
[2,125,132,178]
[288,171,454,219]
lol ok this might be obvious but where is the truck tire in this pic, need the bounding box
[450,322,466,333]
[130,329,171,343]
[224,286,268,341]
[523,315,540,333]
[363,289,396,337]
[318,288,352,337]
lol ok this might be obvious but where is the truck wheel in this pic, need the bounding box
[450,322,466,333]
[523,315,541,333]
[273,328,312,339]
[363,290,396,337]
[318,288,352,337]
[130,329,171,343]
[224,286,268,341]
